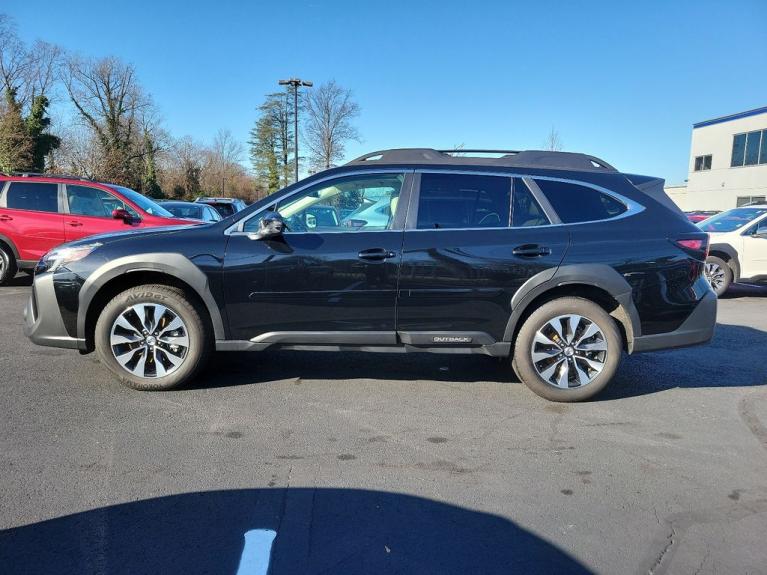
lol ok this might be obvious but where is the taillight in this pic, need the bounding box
[672,236,709,260]
[675,238,705,251]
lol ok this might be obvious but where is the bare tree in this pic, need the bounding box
[0,17,62,110]
[0,15,30,101]
[63,55,156,188]
[27,40,63,103]
[55,122,101,179]
[211,129,244,196]
[303,80,360,170]
[544,127,563,151]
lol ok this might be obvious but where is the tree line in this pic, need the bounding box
[0,14,361,202]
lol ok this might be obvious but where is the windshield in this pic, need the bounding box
[109,186,175,218]
[697,207,767,232]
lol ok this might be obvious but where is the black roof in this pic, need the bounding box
[346,149,617,172]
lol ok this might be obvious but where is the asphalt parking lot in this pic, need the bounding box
[1,276,766,575]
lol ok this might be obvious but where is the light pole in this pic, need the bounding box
[278,77,312,183]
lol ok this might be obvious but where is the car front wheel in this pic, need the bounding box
[513,297,622,402]
[95,284,211,390]
[0,245,18,286]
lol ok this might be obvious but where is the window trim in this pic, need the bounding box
[62,183,135,219]
[1,180,63,214]
[405,169,643,231]
[731,129,767,168]
[225,167,645,235]
[694,154,712,171]
[226,169,415,235]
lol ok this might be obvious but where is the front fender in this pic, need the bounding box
[76,253,226,341]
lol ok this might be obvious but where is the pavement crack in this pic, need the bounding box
[646,525,676,575]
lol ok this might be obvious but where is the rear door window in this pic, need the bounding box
[535,179,626,223]
[416,173,511,229]
[512,179,549,227]
[5,182,59,212]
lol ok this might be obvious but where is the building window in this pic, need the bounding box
[694,155,712,171]
[731,129,767,167]
[736,196,766,207]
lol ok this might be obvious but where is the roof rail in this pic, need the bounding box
[438,149,521,156]
[346,148,617,172]
[4,171,90,181]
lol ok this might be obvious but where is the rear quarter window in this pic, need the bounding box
[5,182,59,213]
[535,179,626,223]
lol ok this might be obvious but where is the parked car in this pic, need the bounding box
[697,205,767,295]
[0,173,193,284]
[24,148,716,402]
[685,210,720,223]
[194,197,247,218]
[159,200,222,223]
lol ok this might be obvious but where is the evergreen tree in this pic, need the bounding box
[142,131,163,198]
[25,95,60,171]
[0,88,34,173]
[249,114,280,193]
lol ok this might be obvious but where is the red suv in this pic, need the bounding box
[0,174,191,284]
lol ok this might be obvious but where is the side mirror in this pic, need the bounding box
[344,219,367,228]
[754,226,767,238]
[248,211,286,240]
[112,208,138,225]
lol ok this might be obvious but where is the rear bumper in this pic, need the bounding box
[631,289,717,353]
[23,272,85,350]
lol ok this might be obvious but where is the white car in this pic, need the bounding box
[698,205,767,295]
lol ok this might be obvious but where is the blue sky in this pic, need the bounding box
[5,0,766,184]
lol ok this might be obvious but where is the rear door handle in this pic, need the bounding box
[512,244,551,258]
[66,221,83,227]
[358,248,397,261]
[0,215,12,222]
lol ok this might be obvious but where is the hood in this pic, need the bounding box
[63,224,198,248]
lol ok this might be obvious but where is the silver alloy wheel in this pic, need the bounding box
[705,262,726,292]
[110,303,190,378]
[0,257,5,278]
[530,314,607,389]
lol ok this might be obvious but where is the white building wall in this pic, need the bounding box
[664,184,689,211]
[684,108,767,211]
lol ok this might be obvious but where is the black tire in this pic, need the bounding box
[95,284,212,390]
[705,256,732,297]
[0,244,18,286]
[512,297,622,402]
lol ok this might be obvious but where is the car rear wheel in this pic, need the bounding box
[704,256,731,297]
[95,284,211,390]
[0,245,18,286]
[512,297,622,402]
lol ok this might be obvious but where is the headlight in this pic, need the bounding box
[37,243,102,273]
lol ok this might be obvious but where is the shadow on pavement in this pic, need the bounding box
[605,323,767,399]
[0,488,592,575]
[3,273,33,287]
[195,348,515,389]
[721,283,767,299]
[197,321,767,402]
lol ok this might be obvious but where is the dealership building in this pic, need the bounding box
[666,105,767,211]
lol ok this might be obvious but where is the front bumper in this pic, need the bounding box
[631,288,717,353]
[23,272,85,350]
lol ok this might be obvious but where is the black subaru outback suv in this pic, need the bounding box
[24,149,716,401]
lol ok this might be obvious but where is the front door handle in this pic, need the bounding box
[358,248,397,261]
[66,221,83,227]
[512,244,551,258]
[0,215,13,221]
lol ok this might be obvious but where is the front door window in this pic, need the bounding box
[262,173,404,233]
